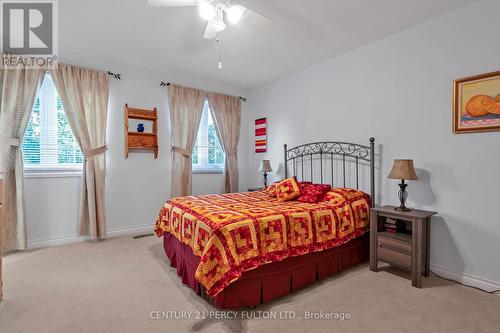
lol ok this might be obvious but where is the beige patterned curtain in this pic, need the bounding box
[207,93,241,193]
[168,84,206,198]
[0,55,45,251]
[50,64,109,239]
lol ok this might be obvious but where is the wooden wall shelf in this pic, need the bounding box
[124,104,158,159]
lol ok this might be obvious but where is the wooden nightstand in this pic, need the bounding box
[370,205,437,288]
[247,187,264,192]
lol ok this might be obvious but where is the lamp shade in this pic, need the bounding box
[258,160,273,173]
[387,159,418,180]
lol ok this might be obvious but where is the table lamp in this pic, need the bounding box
[258,160,273,187]
[387,159,418,211]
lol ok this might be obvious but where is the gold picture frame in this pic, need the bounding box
[453,70,500,134]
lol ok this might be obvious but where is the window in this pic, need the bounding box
[22,73,83,172]
[192,99,224,172]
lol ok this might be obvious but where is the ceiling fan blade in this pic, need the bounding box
[203,20,217,39]
[242,7,276,28]
[147,0,197,7]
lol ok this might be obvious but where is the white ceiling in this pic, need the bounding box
[59,0,478,90]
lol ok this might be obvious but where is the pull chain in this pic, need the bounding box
[217,33,222,69]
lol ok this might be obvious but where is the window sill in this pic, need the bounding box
[192,169,224,174]
[24,169,82,179]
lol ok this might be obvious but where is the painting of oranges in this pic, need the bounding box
[454,71,500,133]
[465,94,500,117]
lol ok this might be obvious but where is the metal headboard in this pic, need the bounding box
[284,137,375,207]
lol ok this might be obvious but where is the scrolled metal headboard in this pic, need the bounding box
[284,137,375,207]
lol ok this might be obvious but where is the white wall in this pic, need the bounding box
[25,50,247,247]
[240,0,500,289]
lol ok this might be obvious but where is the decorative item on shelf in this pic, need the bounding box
[124,104,158,159]
[384,218,406,234]
[453,70,500,133]
[387,159,418,211]
[254,117,267,153]
[258,160,273,187]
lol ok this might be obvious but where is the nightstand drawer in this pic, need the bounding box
[378,247,411,270]
[378,235,411,255]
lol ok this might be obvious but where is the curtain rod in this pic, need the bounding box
[107,71,121,80]
[106,74,247,102]
[160,81,247,102]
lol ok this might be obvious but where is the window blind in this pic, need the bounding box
[192,98,224,171]
[22,73,83,170]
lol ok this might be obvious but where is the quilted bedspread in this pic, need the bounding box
[155,188,371,297]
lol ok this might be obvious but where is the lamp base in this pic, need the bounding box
[395,180,412,212]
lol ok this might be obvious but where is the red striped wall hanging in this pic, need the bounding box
[255,117,267,153]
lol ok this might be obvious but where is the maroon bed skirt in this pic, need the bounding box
[163,233,369,309]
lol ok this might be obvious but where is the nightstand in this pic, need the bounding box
[370,205,437,288]
[247,187,264,192]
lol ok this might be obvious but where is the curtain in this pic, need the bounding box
[168,84,206,198]
[50,64,109,239]
[0,54,45,251]
[208,93,241,193]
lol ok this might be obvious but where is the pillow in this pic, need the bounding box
[297,184,332,203]
[298,181,312,193]
[276,177,301,202]
[323,190,347,205]
[264,182,279,197]
[324,188,372,206]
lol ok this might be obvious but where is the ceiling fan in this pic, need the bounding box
[147,0,276,40]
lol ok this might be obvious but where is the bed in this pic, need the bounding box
[155,138,376,309]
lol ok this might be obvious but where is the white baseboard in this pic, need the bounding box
[430,264,500,294]
[27,224,154,249]
[107,224,154,237]
[28,234,89,248]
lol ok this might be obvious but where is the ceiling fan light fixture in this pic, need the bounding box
[199,1,215,21]
[212,4,226,32]
[226,5,245,24]
[212,20,226,32]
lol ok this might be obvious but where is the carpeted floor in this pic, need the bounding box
[1,235,499,333]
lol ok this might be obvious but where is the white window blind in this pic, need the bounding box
[192,99,224,172]
[22,73,83,171]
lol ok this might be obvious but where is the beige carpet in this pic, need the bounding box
[1,235,499,333]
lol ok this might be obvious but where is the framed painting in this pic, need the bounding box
[453,70,500,133]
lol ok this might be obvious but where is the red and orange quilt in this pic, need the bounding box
[155,188,371,297]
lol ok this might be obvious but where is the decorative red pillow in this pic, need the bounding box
[297,184,332,203]
[298,181,312,193]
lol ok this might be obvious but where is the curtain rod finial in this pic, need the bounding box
[107,71,121,80]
